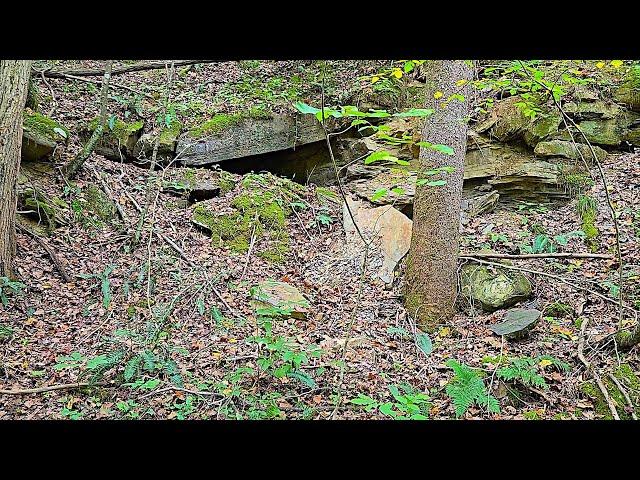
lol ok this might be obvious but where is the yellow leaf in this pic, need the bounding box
[392,69,403,79]
[595,61,605,69]
[371,76,380,84]
[222,388,232,396]
[434,91,444,99]
[455,79,468,87]
[610,60,623,68]
[439,326,451,337]
[539,359,553,368]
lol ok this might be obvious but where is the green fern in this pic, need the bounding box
[445,359,500,418]
[496,355,570,390]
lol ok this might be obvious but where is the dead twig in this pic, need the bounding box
[16,223,71,282]
[577,317,620,420]
[462,252,613,260]
[0,381,111,395]
[607,373,638,420]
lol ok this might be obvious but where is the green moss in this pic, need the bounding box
[614,64,640,111]
[189,108,272,138]
[218,171,237,194]
[544,301,574,319]
[193,173,299,261]
[84,184,117,221]
[23,110,69,142]
[316,187,340,204]
[580,363,640,419]
[576,194,599,250]
[159,119,182,145]
[90,117,143,144]
[558,166,595,196]
[26,79,40,111]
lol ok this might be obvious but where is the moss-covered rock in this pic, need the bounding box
[563,100,622,120]
[476,96,532,142]
[460,264,532,312]
[191,173,303,263]
[17,187,69,231]
[84,184,117,221]
[21,110,69,162]
[523,112,562,147]
[614,64,640,112]
[580,363,640,419]
[534,140,608,163]
[133,119,182,164]
[188,109,271,139]
[86,117,144,161]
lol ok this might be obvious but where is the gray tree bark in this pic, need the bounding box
[404,60,473,332]
[0,60,32,278]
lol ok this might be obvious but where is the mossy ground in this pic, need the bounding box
[580,363,640,419]
[192,173,303,263]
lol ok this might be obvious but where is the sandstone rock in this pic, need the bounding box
[475,96,532,142]
[563,100,621,120]
[133,121,181,164]
[523,113,562,147]
[176,113,326,166]
[83,118,144,161]
[614,65,640,112]
[460,264,532,312]
[250,280,309,319]
[343,198,412,284]
[534,140,608,162]
[21,110,69,162]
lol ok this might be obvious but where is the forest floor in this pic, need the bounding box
[1,61,639,420]
[1,149,638,420]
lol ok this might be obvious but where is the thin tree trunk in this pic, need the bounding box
[404,60,473,332]
[63,60,112,179]
[0,60,32,279]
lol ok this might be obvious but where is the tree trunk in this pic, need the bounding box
[404,60,473,332]
[0,60,32,279]
[63,60,112,179]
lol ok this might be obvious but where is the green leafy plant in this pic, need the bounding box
[78,265,116,309]
[350,383,430,420]
[445,359,500,418]
[494,355,569,390]
[0,276,26,307]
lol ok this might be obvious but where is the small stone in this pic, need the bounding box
[250,280,309,319]
[489,308,541,340]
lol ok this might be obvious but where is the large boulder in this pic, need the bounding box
[343,198,412,285]
[460,264,532,312]
[475,96,532,142]
[176,113,326,166]
[21,110,69,162]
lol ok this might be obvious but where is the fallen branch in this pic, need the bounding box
[462,252,613,260]
[0,381,110,395]
[34,60,215,79]
[608,373,638,420]
[51,72,154,99]
[577,317,620,420]
[16,223,71,282]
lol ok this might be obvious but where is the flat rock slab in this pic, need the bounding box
[343,198,412,285]
[176,114,326,166]
[250,280,309,320]
[489,308,541,340]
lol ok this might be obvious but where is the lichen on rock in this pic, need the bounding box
[460,263,532,312]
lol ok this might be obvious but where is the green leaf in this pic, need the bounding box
[416,332,433,355]
[379,402,397,418]
[393,108,434,118]
[350,394,377,406]
[371,188,388,201]
[417,179,447,187]
[364,151,398,165]
[86,355,110,369]
[293,102,320,115]
[287,370,317,388]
